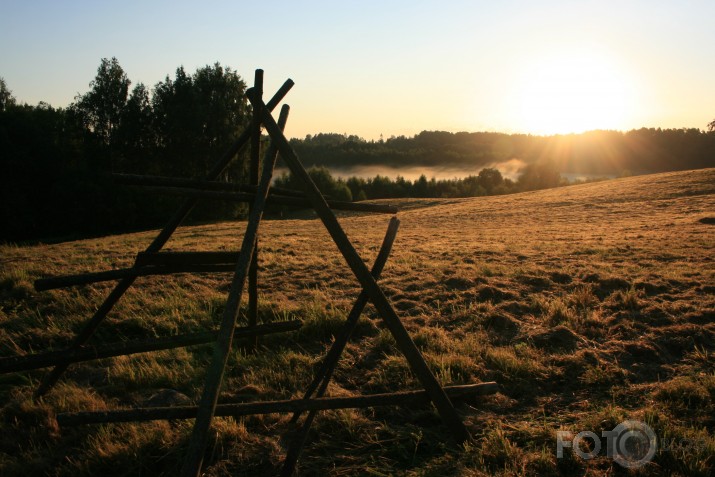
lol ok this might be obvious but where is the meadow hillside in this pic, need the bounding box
[0,168,713,476]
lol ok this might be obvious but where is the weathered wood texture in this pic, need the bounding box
[57,383,498,426]
[34,264,237,291]
[0,321,301,373]
[248,70,264,348]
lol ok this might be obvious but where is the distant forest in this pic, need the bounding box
[289,128,715,177]
[2,58,714,242]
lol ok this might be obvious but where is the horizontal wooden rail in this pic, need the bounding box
[0,321,302,374]
[34,264,238,291]
[140,186,399,215]
[112,173,310,199]
[57,382,498,426]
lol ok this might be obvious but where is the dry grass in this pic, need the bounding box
[1,168,714,475]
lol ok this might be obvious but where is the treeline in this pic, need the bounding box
[1,58,251,242]
[288,128,715,177]
[274,161,574,204]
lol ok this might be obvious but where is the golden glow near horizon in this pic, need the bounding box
[505,48,639,135]
[2,2,713,139]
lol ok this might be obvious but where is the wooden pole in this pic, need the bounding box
[180,102,290,477]
[57,383,498,426]
[0,321,302,374]
[281,217,400,476]
[249,96,471,444]
[248,69,263,350]
[32,80,294,399]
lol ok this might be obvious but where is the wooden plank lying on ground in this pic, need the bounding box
[0,321,302,373]
[57,382,499,426]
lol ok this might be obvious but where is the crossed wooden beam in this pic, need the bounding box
[0,71,497,476]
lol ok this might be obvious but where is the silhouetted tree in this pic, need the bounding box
[517,162,562,191]
[115,83,155,173]
[477,167,504,193]
[413,174,429,197]
[0,77,16,112]
[72,57,130,148]
[152,63,249,180]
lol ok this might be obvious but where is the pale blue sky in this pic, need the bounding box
[1,0,713,138]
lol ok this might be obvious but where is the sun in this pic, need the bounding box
[509,49,636,135]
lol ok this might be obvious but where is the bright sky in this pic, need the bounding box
[1,0,713,139]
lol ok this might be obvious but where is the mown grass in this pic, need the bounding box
[0,168,714,475]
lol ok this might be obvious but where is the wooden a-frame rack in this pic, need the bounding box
[0,70,497,476]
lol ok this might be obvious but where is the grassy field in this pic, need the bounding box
[1,168,714,476]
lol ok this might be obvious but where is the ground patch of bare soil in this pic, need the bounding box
[1,168,714,476]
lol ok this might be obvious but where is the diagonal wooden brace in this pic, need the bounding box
[281,216,400,476]
[249,95,471,445]
[294,216,400,418]
[180,103,290,477]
